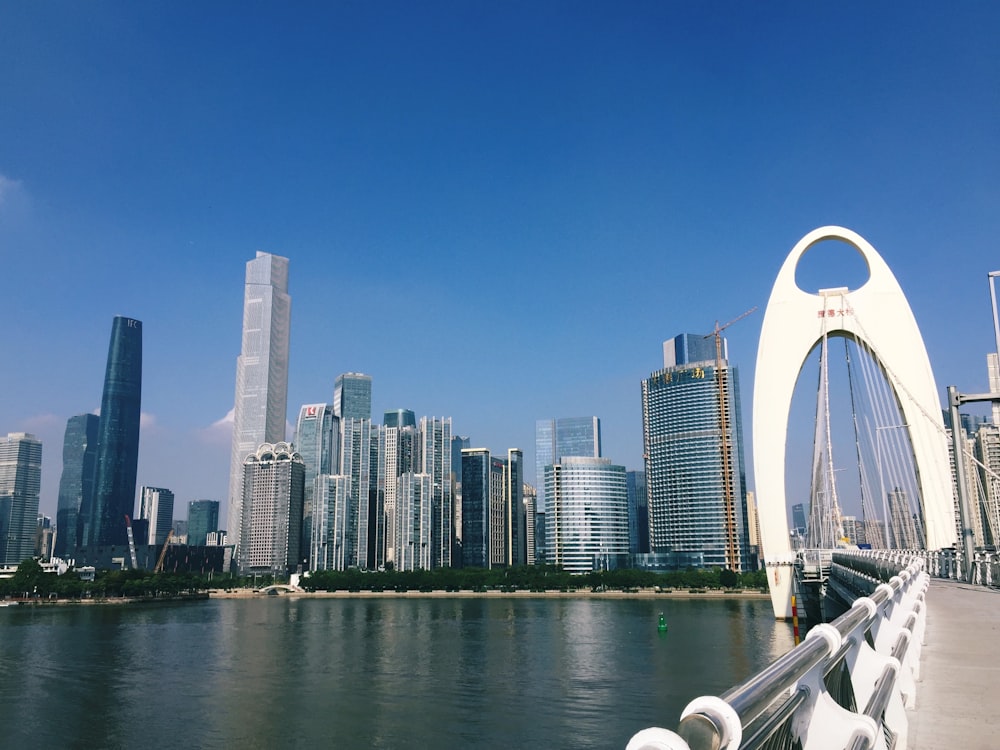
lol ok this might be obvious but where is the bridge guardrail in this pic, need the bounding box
[627,551,928,750]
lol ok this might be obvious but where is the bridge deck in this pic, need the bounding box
[908,579,1000,749]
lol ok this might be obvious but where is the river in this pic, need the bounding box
[0,595,793,749]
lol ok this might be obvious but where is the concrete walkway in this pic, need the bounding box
[908,579,1000,749]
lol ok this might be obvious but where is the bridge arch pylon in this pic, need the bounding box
[753,226,956,618]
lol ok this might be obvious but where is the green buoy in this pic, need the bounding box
[657,612,668,633]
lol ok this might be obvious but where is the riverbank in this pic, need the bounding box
[208,587,769,600]
[0,592,210,607]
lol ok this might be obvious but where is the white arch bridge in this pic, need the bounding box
[628,228,1000,750]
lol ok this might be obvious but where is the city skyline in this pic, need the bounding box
[2,4,999,524]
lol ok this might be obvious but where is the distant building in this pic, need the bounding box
[239,442,305,576]
[35,515,54,561]
[333,372,372,421]
[139,486,175,546]
[171,519,188,544]
[523,483,537,565]
[544,456,628,574]
[507,449,525,566]
[206,530,228,547]
[87,316,142,547]
[227,252,291,562]
[396,473,432,571]
[626,470,649,554]
[642,332,750,571]
[0,432,43,565]
[187,500,220,547]
[791,503,808,535]
[311,475,352,570]
[419,417,453,569]
[886,488,920,549]
[54,413,98,558]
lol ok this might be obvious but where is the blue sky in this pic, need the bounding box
[2,2,998,527]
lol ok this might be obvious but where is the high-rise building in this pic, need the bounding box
[139,486,175,546]
[461,448,491,568]
[294,403,338,566]
[0,433,43,565]
[642,332,750,571]
[507,449,525,566]
[535,417,601,511]
[791,503,808,535]
[626,469,649,554]
[88,316,143,547]
[419,417,453,568]
[976,423,1000,547]
[396,472,432,571]
[378,413,418,565]
[451,434,470,550]
[55,413,98,558]
[333,373,372,421]
[35,515,54,561]
[886,487,920,549]
[340,417,373,568]
[523,483,537,565]
[228,252,290,560]
[544,456,628,574]
[239,442,304,576]
[187,500,220,547]
[311,474,352,570]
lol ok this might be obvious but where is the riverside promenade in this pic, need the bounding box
[909,578,1000,749]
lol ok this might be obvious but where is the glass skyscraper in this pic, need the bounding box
[88,316,142,547]
[0,433,43,565]
[294,403,338,567]
[187,500,220,547]
[333,372,372,421]
[419,417,453,569]
[55,413,98,558]
[626,469,649,554]
[641,332,750,571]
[228,252,290,557]
[544,456,628,574]
[534,417,602,512]
[139,486,175,546]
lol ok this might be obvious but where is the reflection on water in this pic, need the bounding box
[0,597,793,749]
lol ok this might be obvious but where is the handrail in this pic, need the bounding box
[627,550,928,750]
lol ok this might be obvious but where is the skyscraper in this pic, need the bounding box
[333,373,372,421]
[419,417,453,568]
[461,448,491,568]
[187,500,220,547]
[626,469,649,554]
[534,417,601,513]
[642,332,750,571]
[507,448,525,566]
[88,316,142,547]
[0,433,42,565]
[228,252,291,558]
[239,442,304,576]
[545,456,628,574]
[294,403,338,566]
[139,486,175,546]
[55,413,98,558]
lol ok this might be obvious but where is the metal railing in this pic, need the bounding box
[627,551,927,750]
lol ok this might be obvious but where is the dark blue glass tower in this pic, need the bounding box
[87,316,142,547]
[55,413,99,558]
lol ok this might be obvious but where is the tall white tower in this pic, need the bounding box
[227,252,291,557]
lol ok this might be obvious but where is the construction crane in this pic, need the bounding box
[706,307,757,571]
[154,529,174,574]
[124,515,139,570]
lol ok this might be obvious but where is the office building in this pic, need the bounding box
[791,503,808,535]
[333,372,372,421]
[187,500,220,547]
[139,486,175,546]
[535,417,601,512]
[626,469,649,554]
[87,316,143,547]
[642,332,750,571]
[35,515,54,561]
[54,413,98,558]
[340,417,373,568]
[545,456,628,574]
[239,442,305,576]
[378,413,418,565]
[228,252,291,559]
[294,403,338,565]
[451,434,470,548]
[0,433,43,565]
